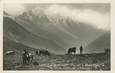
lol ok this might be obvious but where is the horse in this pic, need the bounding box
[38,49,50,56]
[68,47,76,54]
[22,52,34,64]
[26,53,34,63]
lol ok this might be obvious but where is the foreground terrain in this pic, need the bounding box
[3,52,110,70]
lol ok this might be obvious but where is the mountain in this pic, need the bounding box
[15,11,79,49]
[3,36,36,54]
[15,10,106,49]
[3,17,65,54]
[85,31,110,53]
[3,10,110,54]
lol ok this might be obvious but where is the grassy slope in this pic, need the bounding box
[3,17,65,54]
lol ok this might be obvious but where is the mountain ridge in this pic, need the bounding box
[3,16,65,54]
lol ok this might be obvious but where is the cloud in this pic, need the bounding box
[45,5,110,30]
[4,4,26,16]
[4,4,110,30]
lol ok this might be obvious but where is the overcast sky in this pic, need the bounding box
[4,3,110,31]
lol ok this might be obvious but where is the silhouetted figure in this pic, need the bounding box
[80,45,83,54]
[22,49,29,64]
[105,49,110,55]
[68,47,76,54]
[36,50,38,55]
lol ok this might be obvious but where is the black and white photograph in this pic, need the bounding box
[3,3,110,71]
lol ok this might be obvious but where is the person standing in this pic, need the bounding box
[80,45,83,54]
[22,49,28,64]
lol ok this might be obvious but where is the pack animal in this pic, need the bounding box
[68,47,76,54]
[22,50,34,64]
[26,53,34,63]
[39,49,50,56]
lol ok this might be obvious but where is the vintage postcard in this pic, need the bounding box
[0,0,114,73]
